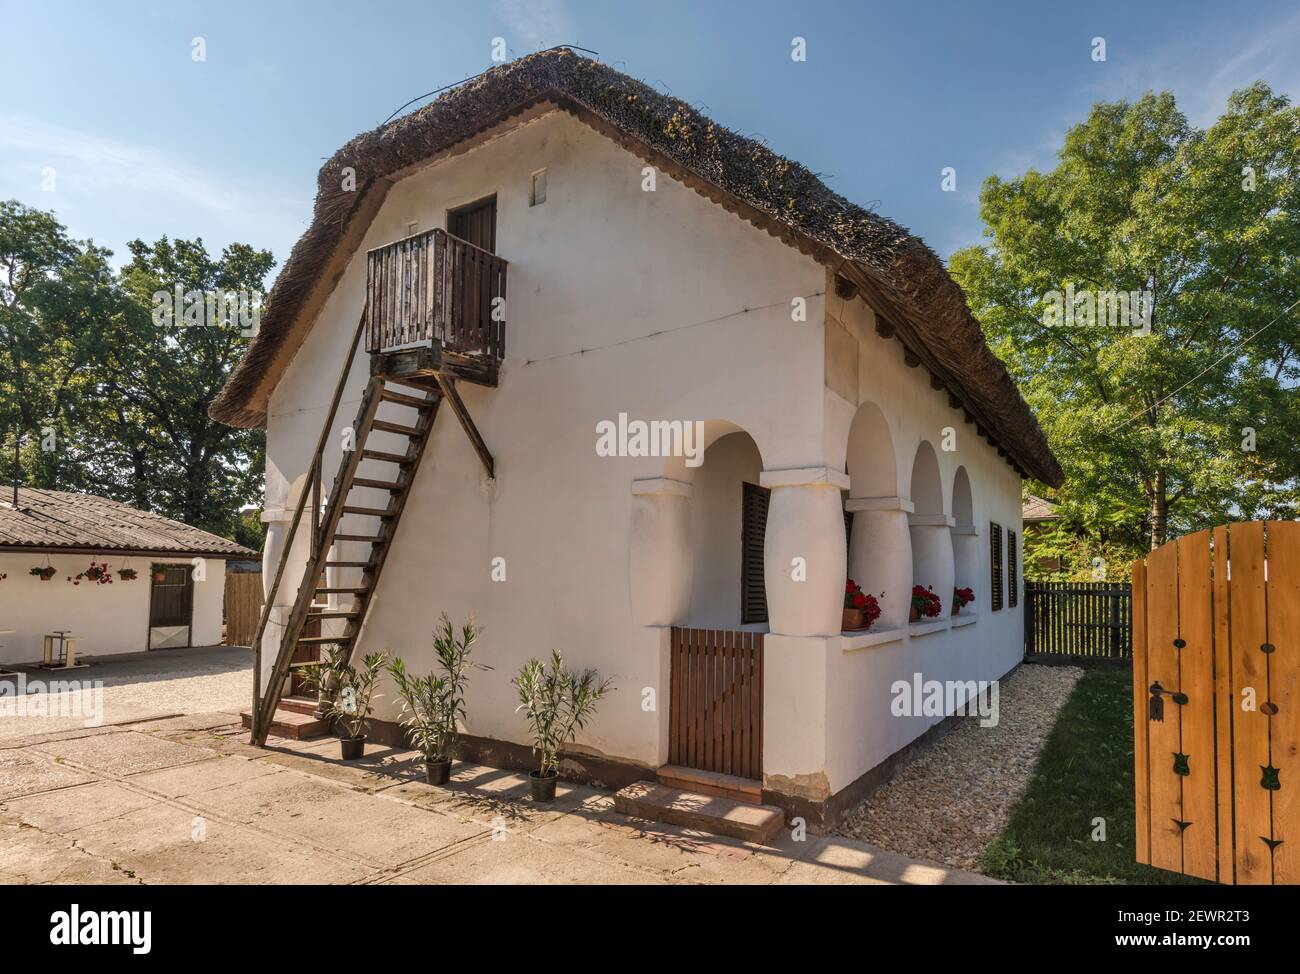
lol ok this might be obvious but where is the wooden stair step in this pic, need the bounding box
[306,610,358,619]
[324,561,374,569]
[315,586,368,594]
[297,636,351,646]
[612,782,785,844]
[655,765,763,805]
[342,505,394,518]
[381,389,438,409]
[239,707,329,740]
[351,477,402,491]
[332,533,386,543]
[361,449,413,465]
[371,420,421,437]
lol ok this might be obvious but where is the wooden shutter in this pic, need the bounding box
[1008,529,1018,608]
[990,522,1004,611]
[844,508,853,572]
[742,482,770,624]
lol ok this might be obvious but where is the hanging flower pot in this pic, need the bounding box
[152,568,168,583]
[118,568,139,581]
[30,565,57,581]
[72,561,113,586]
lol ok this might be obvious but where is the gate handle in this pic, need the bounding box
[1148,681,1188,722]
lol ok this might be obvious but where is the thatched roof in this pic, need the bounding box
[209,48,1061,486]
[0,488,255,558]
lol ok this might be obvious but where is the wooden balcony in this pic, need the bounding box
[365,228,507,385]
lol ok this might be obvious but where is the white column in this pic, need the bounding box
[761,466,849,637]
[909,513,956,617]
[846,495,914,629]
[628,478,693,627]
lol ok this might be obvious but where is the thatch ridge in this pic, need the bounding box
[209,48,1061,486]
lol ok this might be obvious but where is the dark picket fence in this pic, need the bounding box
[1024,580,1133,659]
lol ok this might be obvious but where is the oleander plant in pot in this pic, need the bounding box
[513,650,613,802]
[387,614,490,785]
[910,584,942,621]
[301,650,388,760]
[952,586,975,616]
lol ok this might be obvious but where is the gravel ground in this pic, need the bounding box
[0,646,251,741]
[837,663,1083,872]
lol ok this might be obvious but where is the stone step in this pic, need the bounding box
[655,765,764,805]
[613,781,785,844]
[240,707,329,740]
[276,695,320,716]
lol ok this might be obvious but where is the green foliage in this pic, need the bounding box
[513,650,613,776]
[0,199,271,543]
[300,650,389,741]
[387,614,490,762]
[952,84,1300,554]
[982,668,1204,885]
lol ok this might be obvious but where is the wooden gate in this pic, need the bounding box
[1133,521,1299,884]
[223,572,263,647]
[668,628,763,779]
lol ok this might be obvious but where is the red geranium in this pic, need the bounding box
[953,586,975,609]
[911,584,942,618]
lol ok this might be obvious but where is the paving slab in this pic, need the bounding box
[126,754,282,799]
[775,834,1001,885]
[387,833,666,885]
[32,731,213,777]
[66,803,370,885]
[4,779,155,833]
[186,771,488,867]
[0,814,139,885]
[0,749,92,800]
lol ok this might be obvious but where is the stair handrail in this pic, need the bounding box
[249,308,369,742]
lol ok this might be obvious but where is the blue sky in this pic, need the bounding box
[3,0,1298,278]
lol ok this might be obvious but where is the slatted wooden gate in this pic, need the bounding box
[1133,521,1299,884]
[669,628,763,779]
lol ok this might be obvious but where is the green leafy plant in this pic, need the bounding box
[387,614,490,763]
[513,650,613,777]
[300,650,389,741]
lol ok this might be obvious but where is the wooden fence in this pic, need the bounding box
[224,572,263,648]
[1024,581,1132,658]
[668,628,763,780]
[1133,521,1298,884]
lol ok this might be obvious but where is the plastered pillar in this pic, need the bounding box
[628,478,693,627]
[846,495,914,628]
[761,466,849,637]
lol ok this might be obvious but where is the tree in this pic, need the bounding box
[951,83,1300,567]
[0,200,270,546]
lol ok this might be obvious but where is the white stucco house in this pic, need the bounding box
[212,50,1061,828]
[0,488,253,665]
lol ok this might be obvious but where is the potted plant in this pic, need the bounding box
[152,566,168,583]
[71,560,113,586]
[952,586,975,615]
[910,585,942,621]
[843,579,883,631]
[300,650,388,760]
[117,567,139,581]
[387,614,490,785]
[513,650,613,802]
[30,565,57,581]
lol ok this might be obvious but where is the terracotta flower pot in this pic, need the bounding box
[909,604,921,622]
[842,608,866,631]
[952,603,961,616]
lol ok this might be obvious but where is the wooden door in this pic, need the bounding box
[668,628,764,779]
[1133,521,1300,884]
[149,564,193,648]
[448,196,496,252]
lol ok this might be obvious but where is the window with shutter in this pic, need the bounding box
[742,481,770,624]
[990,522,1004,612]
[1008,529,1018,608]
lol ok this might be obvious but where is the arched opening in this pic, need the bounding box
[846,402,897,499]
[684,429,765,628]
[951,466,979,600]
[844,402,911,628]
[908,441,954,618]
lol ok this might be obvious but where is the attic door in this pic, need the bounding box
[448,196,497,252]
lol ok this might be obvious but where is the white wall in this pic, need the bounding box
[0,554,226,664]
[265,109,826,768]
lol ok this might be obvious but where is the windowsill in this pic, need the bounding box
[840,625,906,651]
[908,618,950,638]
[951,612,978,628]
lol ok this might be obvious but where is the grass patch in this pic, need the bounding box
[983,666,1205,885]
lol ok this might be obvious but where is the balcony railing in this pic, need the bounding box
[365,228,507,372]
